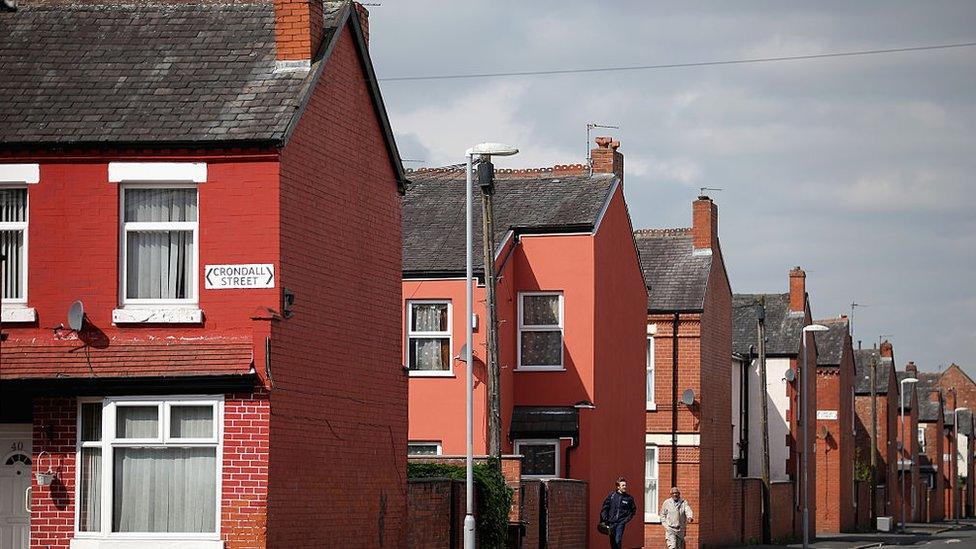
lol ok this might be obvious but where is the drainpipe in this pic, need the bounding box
[671,312,679,488]
[565,437,579,479]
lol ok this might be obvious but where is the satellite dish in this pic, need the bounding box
[457,344,469,362]
[681,388,695,406]
[784,369,796,383]
[68,300,85,331]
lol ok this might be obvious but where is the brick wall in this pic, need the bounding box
[855,480,871,530]
[30,393,270,549]
[770,481,795,542]
[520,480,541,548]
[731,477,763,544]
[271,24,406,548]
[406,479,457,549]
[814,363,855,533]
[543,479,587,548]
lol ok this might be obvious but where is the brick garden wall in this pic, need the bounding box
[406,479,464,549]
[543,479,587,548]
[770,481,795,542]
[731,477,763,544]
[520,480,541,549]
[272,24,406,548]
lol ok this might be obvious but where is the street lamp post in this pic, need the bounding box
[464,142,518,549]
[801,323,829,549]
[900,376,919,531]
[954,407,968,523]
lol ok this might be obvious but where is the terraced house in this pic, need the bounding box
[634,195,733,548]
[0,2,408,547]
[402,139,647,549]
[852,341,899,522]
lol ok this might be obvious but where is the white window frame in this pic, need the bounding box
[514,439,560,479]
[74,395,224,541]
[118,184,200,308]
[918,425,927,453]
[516,292,564,371]
[406,299,453,377]
[0,185,28,306]
[407,441,443,456]
[647,324,657,410]
[645,444,660,522]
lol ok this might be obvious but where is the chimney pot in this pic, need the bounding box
[906,361,918,378]
[590,136,624,184]
[880,340,893,358]
[789,267,806,313]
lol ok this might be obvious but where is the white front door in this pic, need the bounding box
[0,424,31,549]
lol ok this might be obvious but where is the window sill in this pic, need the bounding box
[113,307,203,324]
[645,516,661,524]
[70,538,223,549]
[646,404,658,411]
[408,371,455,378]
[1,306,36,323]
[514,367,566,372]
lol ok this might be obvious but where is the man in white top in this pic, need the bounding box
[659,486,694,549]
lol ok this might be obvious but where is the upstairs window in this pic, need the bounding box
[407,301,452,374]
[121,187,198,305]
[646,330,656,409]
[918,425,927,453]
[518,293,563,370]
[0,188,27,303]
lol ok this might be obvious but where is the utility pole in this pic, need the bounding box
[870,354,878,520]
[478,159,502,460]
[758,299,772,544]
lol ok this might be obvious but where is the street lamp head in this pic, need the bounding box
[467,142,519,157]
[901,377,919,386]
[955,407,969,413]
[803,324,830,333]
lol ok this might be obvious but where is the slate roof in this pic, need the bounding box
[895,371,915,411]
[918,395,942,423]
[853,349,894,395]
[509,406,579,440]
[402,169,616,275]
[633,229,711,312]
[958,410,973,436]
[732,293,805,356]
[814,318,849,366]
[0,1,339,146]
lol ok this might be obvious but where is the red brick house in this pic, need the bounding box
[910,367,946,523]
[732,267,818,540]
[812,317,855,533]
[633,195,733,548]
[852,341,899,521]
[402,140,647,549]
[0,2,407,548]
[920,363,976,518]
[894,370,922,523]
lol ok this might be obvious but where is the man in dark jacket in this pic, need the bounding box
[600,477,636,549]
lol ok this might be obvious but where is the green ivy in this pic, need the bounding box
[408,459,514,548]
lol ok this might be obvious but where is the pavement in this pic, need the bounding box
[720,519,976,548]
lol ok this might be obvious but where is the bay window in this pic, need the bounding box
[0,187,27,303]
[517,292,563,370]
[76,397,222,538]
[407,300,452,374]
[121,186,198,305]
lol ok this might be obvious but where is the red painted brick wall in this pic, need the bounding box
[271,24,406,548]
[29,393,270,549]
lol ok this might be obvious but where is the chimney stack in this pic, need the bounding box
[906,361,918,378]
[788,266,806,313]
[590,137,623,183]
[880,340,893,358]
[692,196,718,251]
[274,0,325,61]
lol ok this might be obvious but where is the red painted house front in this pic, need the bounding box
[0,2,407,548]
[403,140,647,549]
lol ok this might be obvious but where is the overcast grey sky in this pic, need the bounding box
[370,1,976,376]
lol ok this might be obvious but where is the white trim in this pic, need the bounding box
[514,439,560,479]
[406,299,453,375]
[647,323,657,335]
[646,334,656,409]
[517,232,593,239]
[645,433,701,446]
[407,442,443,456]
[645,444,660,522]
[112,307,203,324]
[108,163,207,183]
[592,178,619,235]
[74,396,224,540]
[1,306,36,323]
[517,292,564,371]
[118,184,199,309]
[0,164,39,184]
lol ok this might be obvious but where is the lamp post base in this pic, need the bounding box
[464,514,476,548]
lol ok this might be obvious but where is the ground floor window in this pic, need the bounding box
[407,442,442,456]
[76,396,222,537]
[645,445,659,521]
[514,439,559,478]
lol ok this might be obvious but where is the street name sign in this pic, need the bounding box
[816,410,838,420]
[205,264,275,289]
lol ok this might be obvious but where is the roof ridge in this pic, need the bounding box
[634,227,691,237]
[409,164,595,180]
